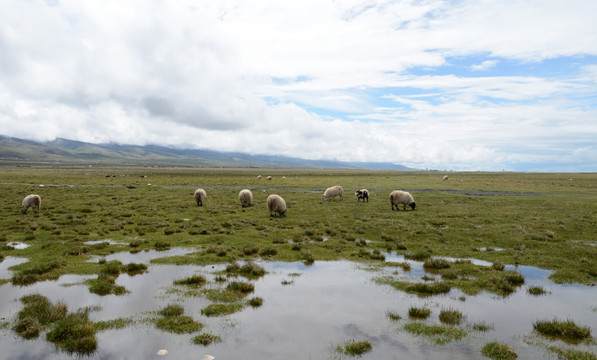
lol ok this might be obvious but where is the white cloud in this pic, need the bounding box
[0,0,596,171]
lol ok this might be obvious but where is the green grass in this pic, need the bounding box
[155,304,203,334]
[174,274,207,287]
[338,340,373,356]
[12,294,97,355]
[45,311,97,355]
[192,333,222,346]
[481,342,518,360]
[527,286,548,295]
[1,168,595,287]
[533,319,592,343]
[201,303,244,317]
[403,322,467,344]
[547,346,597,360]
[438,308,464,325]
[408,306,431,319]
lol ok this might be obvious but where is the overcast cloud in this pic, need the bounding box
[1,0,596,171]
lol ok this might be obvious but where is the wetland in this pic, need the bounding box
[0,167,596,359]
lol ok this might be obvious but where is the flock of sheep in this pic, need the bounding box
[21,175,420,217]
[191,180,416,217]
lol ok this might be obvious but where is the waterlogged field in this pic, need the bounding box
[0,167,596,359]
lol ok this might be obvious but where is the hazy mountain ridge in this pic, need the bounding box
[0,135,416,170]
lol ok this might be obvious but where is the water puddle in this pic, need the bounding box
[87,247,196,264]
[5,242,31,250]
[0,257,29,278]
[84,239,129,246]
[0,257,595,359]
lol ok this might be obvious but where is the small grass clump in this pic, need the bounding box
[45,311,97,355]
[225,262,266,279]
[12,294,97,355]
[338,340,372,356]
[386,311,402,321]
[404,322,467,344]
[226,281,255,295]
[121,263,147,275]
[248,297,263,307]
[192,333,222,346]
[439,308,464,325]
[527,286,547,296]
[86,274,127,296]
[423,258,451,270]
[472,321,494,332]
[174,274,207,287]
[408,307,431,319]
[533,319,592,342]
[159,304,184,317]
[406,282,451,296]
[547,345,597,360]
[155,315,203,334]
[201,303,244,317]
[155,304,202,334]
[405,250,431,261]
[481,342,518,360]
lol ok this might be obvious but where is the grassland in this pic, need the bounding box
[0,166,596,289]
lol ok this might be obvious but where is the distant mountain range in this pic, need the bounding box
[0,135,416,170]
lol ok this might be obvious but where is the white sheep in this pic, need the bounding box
[239,189,253,207]
[267,194,286,217]
[266,176,272,180]
[322,185,343,201]
[355,189,369,202]
[443,175,449,181]
[194,188,207,206]
[22,194,41,214]
[390,190,416,211]
[257,175,263,180]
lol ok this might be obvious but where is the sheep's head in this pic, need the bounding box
[409,202,416,210]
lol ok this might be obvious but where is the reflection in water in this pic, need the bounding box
[0,255,595,360]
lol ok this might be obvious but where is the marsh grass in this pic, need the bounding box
[248,297,263,307]
[225,262,266,279]
[472,321,494,332]
[174,274,207,287]
[533,319,592,343]
[12,294,97,355]
[527,286,548,296]
[386,311,401,321]
[481,342,518,360]
[547,345,597,360]
[93,318,133,331]
[408,307,431,319]
[439,308,464,325]
[201,303,244,317]
[155,304,202,334]
[192,333,222,346]
[403,322,466,344]
[338,340,372,356]
[46,311,97,355]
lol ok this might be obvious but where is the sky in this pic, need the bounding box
[1,0,597,172]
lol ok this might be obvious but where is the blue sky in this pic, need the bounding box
[1,0,596,171]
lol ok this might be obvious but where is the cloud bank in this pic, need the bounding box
[1,0,596,171]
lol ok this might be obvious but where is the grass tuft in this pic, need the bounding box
[533,319,592,342]
[338,340,372,356]
[192,333,222,346]
[439,308,464,325]
[481,342,518,360]
[408,306,431,319]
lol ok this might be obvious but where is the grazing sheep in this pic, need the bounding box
[355,189,369,202]
[266,176,272,180]
[257,175,262,180]
[267,194,286,217]
[390,190,416,211]
[239,189,253,207]
[22,194,41,214]
[322,185,343,201]
[443,175,449,181]
[194,188,207,206]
